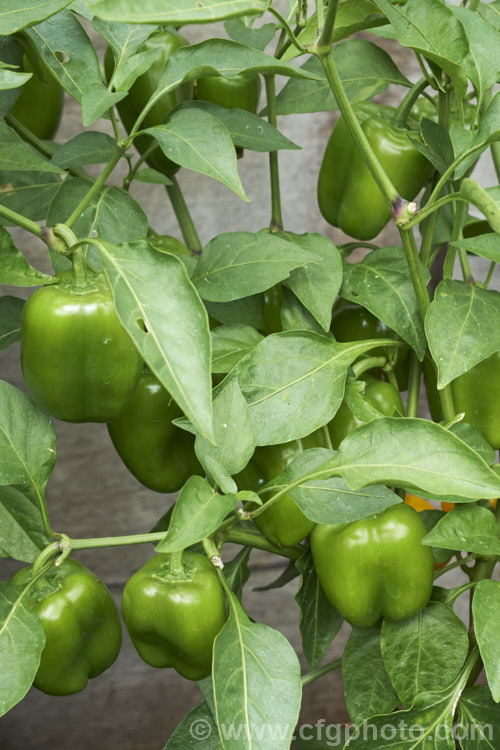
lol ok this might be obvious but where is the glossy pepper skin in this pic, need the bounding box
[423,353,500,449]
[311,504,434,628]
[236,429,327,547]
[12,559,122,695]
[331,300,409,388]
[105,30,192,176]
[122,552,227,680]
[10,55,64,140]
[196,72,261,113]
[108,370,202,493]
[318,103,433,240]
[328,377,404,449]
[21,272,143,422]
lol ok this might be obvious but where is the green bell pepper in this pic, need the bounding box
[10,54,64,140]
[108,369,202,493]
[122,552,227,680]
[318,102,433,240]
[328,377,404,448]
[311,504,434,627]
[21,271,143,422]
[12,559,122,695]
[424,352,500,449]
[236,429,328,547]
[105,29,192,177]
[196,72,261,113]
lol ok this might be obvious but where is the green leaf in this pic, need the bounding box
[343,627,398,724]
[51,132,118,169]
[0,170,61,222]
[0,295,24,350]
[180,100,300,152]
[133,168,173,186]
[276,40,409,115]
[92,19,156,58]
[234,333,392,446]
[0,227,54,286]
[449,421,496,467]
[156,476,237,553]
[344,699,455,749]
[164,700,222,749]
[224,19,276,51]
[262,446,402,525]
[281,0,386,62]
[375,0,469,97]
[195,380,255,476]
[0,68,31,91]
[0,118,63,173]
[381,602,469,709]
[81,84,127,126]
[449,5,500,108]
[457,686,500,748]
[47,178,148,271]
[279,232,342,333]
[206,294,265,331]
[0,582,45,717]
[97,240,214,440]
[323,418,500,501]
[410,119,454,175]
[478,0,500,31]
[280,287,326,335]
[25,10,101,101]
[0,0,72,35]
[193,232,319,303]
[295,551,343,670]
[422,505,500,555]
[0,380,56,496]
[88,0,269,24]
[425,280,500,387]
[472,581,500,702]
[0,486,50,563]
[452,233,500,265]
[0,37,23,117]
[341,246,428,359]
[108,47,162,93]
[211,325,264,374]
[146,109,247,200]
[213,592,301,750]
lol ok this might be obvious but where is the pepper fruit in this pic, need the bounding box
[122,552,227,681]
[21,271,143,422]
[108,369,202,493]
[105,29,192,177]
[236,429,327,547]
[328,376,404,449]
[11,559,121,695]
[318,102,433,240]
[10,54,64,140]
[331,300,409,388]
[311,504,434,627]
[262,284,283,334]
[423,352,500,449]
[196,72,261,113]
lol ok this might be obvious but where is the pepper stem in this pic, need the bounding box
[167,549,185,576]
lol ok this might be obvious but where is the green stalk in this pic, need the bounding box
[491,142,500,183]
[406,353,421,418]
[65,147,125,228]
[394,78,429,126]
[399,230,430,317]
[302,658,342,686]
[0,203,46,240]
[316,52,398,209]
[225,529,304,561]
[318,0,340,49]
[166,549,185,576]
[433,553,477,580]
[352,356,387,378]
[265,74,284,231]
[165,177,202,253]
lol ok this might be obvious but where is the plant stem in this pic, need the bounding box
[165,177,202,253]
[302,658,342,686]
[65,147,125,228]
[71,532,165,550]
[403,193,466,231]
[433,553,477,579]
[225,529,304,560]
[352,356,387,377]
[318,0,340,49]
[316,52,398,209]
[264,75,284,231]
[267,7,307,55]
[406,353,421,418]
[0,203,45,240]
[491,141,500,183]
[483,261,496,289]
[394,78,429,126]
[399,230,430,317]
[167,549,185,575]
